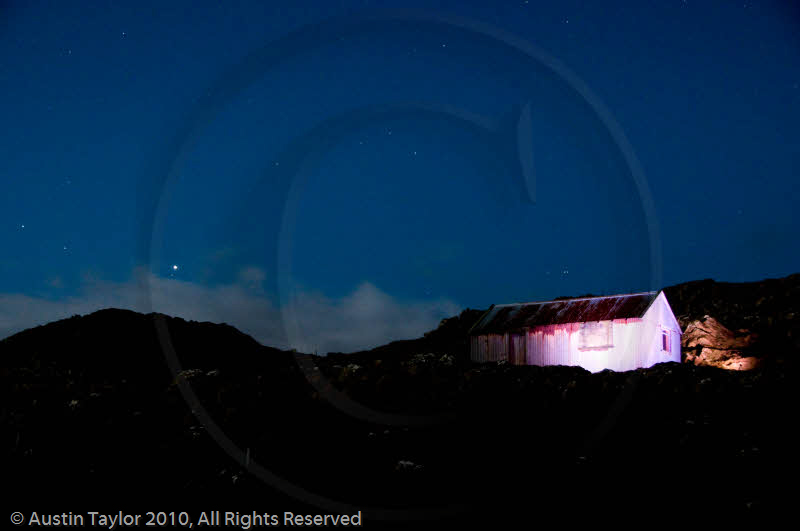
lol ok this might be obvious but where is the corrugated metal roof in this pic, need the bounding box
[469,292,659,335]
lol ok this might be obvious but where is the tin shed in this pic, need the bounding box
[468,291,681,372]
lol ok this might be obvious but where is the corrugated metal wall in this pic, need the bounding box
[470,334,509,363]
[525,323,580,366]
[470,319,667,372]
[471,324,582,366]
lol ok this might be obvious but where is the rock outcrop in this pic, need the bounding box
[682,316,760,370]
[664,273,799,369]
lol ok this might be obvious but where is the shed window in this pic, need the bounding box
[662,331,670,352]
[578,321,613,350]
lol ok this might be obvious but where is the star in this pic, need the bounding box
[172,265,179,271]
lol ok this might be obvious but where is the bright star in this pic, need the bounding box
[172,265,179,271]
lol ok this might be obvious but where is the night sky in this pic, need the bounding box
[1,0,798,353]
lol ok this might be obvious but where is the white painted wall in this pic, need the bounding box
[635,291,682,368]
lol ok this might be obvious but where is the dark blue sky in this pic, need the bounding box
[1,0,798,351]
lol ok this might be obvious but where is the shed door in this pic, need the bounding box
[509,333,525,365]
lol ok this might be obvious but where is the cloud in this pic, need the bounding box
[0,268,460,355]
[281,282,461,354]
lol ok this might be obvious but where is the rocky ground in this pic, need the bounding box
[1,275,797,526]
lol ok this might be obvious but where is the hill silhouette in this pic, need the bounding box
[1,275,797,525]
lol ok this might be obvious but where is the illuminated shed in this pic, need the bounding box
[468,291,681,372]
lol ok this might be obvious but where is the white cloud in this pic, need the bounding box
[281,282,461,354]
[0,269,460,355]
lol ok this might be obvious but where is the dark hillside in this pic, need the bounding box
[1,275,797,525]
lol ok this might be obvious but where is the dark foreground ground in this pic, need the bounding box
[2,274,799,527]
[1,309,797,528]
